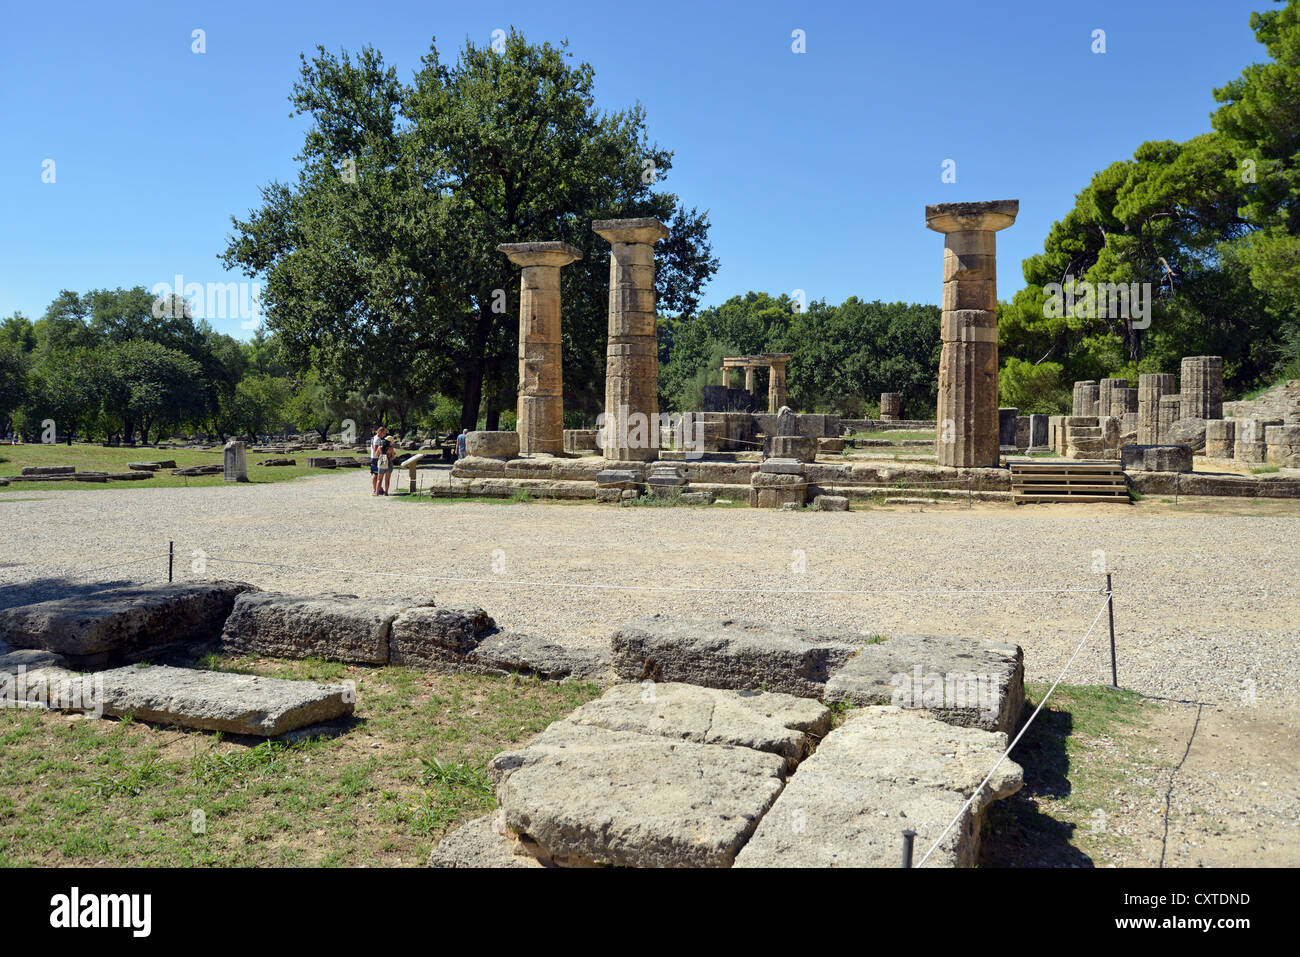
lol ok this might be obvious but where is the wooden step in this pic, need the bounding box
[1008,461,1130,505]
[1013,493,1131,504]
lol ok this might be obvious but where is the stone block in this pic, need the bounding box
[562,682,830,771]
[466,630,610,680]
[813,494,849,511]
[219,591,406,664]
[822,634,1024,734]
[466,431,520,459]
[388,606,496,669]
[0,582,257,669]
[610,616,860,698]
[91,663,353,736]
[733,707,1023,868]
[1167,418,1207,454]
[428,815,549,869]
[494,721,785,867]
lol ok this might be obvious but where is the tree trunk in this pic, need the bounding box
[460,324,490,432]
[486,407,500,431]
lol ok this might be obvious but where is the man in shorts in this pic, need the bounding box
[369,427,383,495]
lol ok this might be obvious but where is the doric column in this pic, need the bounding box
[593,217,669,461]
[1180,356,1223,420]
[1098,378,1129,420]
[745,365,755,393]
[1137,373,1176,444]
[498,241,583,455]
[925,200,1019,468]
[767,356,790,412]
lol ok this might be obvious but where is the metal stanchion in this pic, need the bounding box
[1107,572,1118,688]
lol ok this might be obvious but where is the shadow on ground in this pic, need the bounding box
[979,703,1094,867]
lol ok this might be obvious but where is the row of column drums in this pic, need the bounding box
[1072,357,1223,446]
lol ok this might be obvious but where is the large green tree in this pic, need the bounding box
[222,30,717,432]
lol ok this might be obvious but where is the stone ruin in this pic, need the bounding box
[1063,356,1300,473]
[926,199,1019,469]
[0,580,1031,868]
[450,203,1300,505]
[714,354,792,414]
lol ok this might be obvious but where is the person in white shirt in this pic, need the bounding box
[369,427,383,495]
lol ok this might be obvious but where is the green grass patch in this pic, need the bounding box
[0,659,600,866]
[980,683,1161,867]
[0,444,324,490]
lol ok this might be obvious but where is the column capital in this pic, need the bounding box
[498,241,583,268]
[925,199,1019,234]
[592,217,670,245]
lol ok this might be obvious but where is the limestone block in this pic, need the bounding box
[388,606,496,669]
[466,431,521,459]
[733,707,1023,868]
[494,721,785,867]
[823,634,1024,734]
[220,591,408,664]
[0,582,257,668]
[610,616,859,698]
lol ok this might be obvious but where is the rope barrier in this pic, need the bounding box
[915,592,1113,867]
[196,551,1107,597]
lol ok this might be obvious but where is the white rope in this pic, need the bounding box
[915,592,1113,867]
[198,553,1106,597]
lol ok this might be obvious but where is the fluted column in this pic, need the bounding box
[925,200,1019,468]
[593,218,669,461]
[1137,373,1177,444]
[498,241,582,455]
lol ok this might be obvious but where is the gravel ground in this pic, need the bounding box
[2,468,1297,704]
[1,468,1296,866]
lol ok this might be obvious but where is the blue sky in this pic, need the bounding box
[0,0,1271,339]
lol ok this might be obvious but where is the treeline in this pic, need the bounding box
[0,287,480,445]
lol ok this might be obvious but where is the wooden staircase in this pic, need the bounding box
[1009,461,1130,504]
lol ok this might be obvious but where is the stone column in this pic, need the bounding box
[767,356,790,413]
[1079,382,1100,417]
[1180,356,1223,420]
[926,200,1019,468]
[720,365,730,387]
[498,241,582,455]
[593,218,669,462]
[1137,373,1177,445]
[880,393,901,420]
[223,440,247,482]
[998,408,1019,453]
[1071,381,1096,416]
[1098,378,1128,421]
[1157,395,1182,442]
[744,365,755,393]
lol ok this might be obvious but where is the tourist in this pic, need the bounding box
[376,430,395,496]
[370,426,384,495]
[456,428,467,460]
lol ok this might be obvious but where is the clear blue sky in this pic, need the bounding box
[0,0,1270,339]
